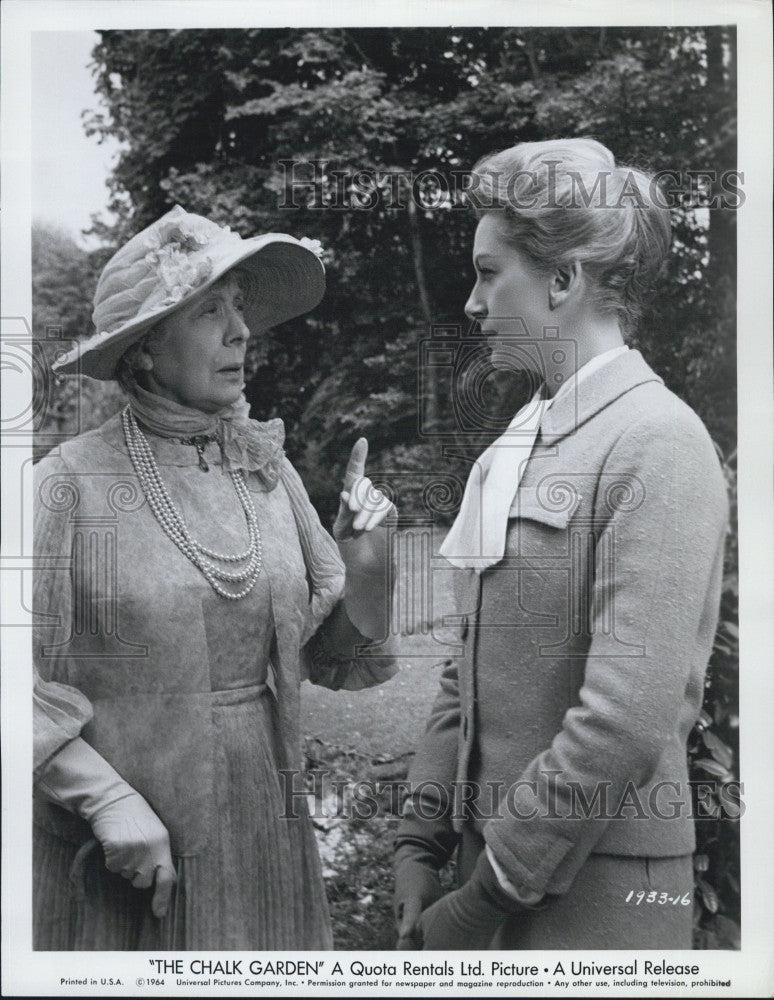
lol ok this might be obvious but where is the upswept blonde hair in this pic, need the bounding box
[467,137,672,331]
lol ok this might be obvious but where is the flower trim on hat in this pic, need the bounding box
[158,251,214,306]
[299,237,324,258]
[145,216,212,255]
[144,220,219,306]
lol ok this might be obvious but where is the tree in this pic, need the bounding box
[31,223,125,460]
[81,27,736,480]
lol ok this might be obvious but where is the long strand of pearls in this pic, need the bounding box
[121,406,262,600]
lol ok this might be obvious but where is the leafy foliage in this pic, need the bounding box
[688,449,740,949]
[75,26,737,480]
[31,224,124,461]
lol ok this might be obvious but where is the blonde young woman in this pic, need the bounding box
[394,138,728,950]
[33,206,396,950]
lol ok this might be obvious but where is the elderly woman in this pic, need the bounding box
[33,206,396,950]
[394,138,728,950]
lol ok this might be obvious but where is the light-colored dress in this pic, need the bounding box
[33,412,395,950]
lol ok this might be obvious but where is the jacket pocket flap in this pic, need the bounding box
[508,484,581,528]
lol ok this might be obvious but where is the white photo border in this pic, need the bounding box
[2,0,772,996]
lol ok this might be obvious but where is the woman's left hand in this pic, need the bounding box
[419,851,527,950]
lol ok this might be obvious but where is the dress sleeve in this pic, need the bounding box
[302,598,398,691]
[278,457,398,691]
[32,453,93,780]
[394,656,462,863]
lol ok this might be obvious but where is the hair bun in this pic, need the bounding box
[468,137,671,332]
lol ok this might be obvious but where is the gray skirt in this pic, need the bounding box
[460,827,694,950]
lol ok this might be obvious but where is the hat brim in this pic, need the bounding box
[53,234,325,380]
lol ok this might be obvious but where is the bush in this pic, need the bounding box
[688,446,740,949]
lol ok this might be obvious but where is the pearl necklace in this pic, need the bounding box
[121,406,263,600]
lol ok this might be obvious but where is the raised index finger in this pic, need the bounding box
[342,437,368,491]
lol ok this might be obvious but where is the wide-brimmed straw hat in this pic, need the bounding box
[53,204,326,380]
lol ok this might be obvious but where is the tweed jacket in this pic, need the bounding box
[397,349,728,898]
[33,413,396,857]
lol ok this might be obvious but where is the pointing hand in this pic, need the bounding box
[333,438,395,541]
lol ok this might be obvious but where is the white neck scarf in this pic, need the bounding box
[440,345,629,572]
[439,386,550,571]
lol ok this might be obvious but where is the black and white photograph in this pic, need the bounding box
[2,0,772,995]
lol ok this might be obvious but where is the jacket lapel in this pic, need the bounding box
[540,349,663,446]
